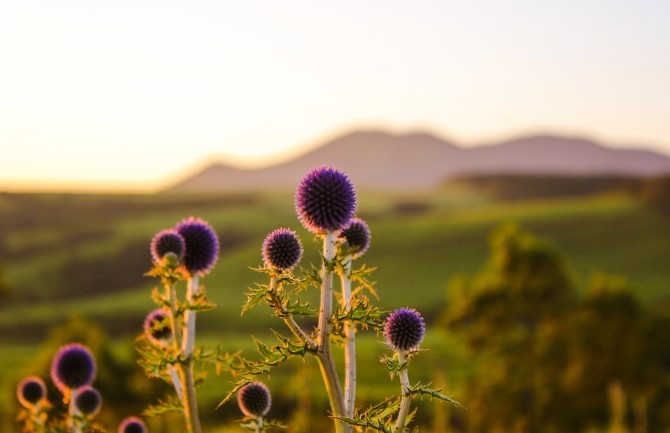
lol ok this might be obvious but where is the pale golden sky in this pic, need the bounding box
[1,1,668,192]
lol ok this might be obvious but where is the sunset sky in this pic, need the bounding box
[1,0,668,192]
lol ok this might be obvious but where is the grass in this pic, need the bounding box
[1,188,669,430]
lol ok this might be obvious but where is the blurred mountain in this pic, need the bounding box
[167,130,670,192]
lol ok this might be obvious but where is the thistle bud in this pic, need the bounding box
[50,343,96,393]
[384,308,426,352]
[175,217,220,276]
[237,381,272,418]
[262,228,303,272]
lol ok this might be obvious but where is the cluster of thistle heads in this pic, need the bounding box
[150,216,220,276]
[17,343,147,433]
[18,165,430,432]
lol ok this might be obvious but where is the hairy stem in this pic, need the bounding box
[269,277,317,349]
[317,231,348,433]
[180,275,202,433]
[182,275,199,357]
[394,350,412,433]
[181,364,202,433]
[167,283,184,400]
[339,254,356,418]
[68,389,82,433]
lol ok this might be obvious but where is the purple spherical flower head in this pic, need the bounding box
[150,229,185,263]
[339,217,371,259]
[238,381,272,418]
[51,343,96,393]
[17,376,46,408]
[384,308,426,352]
[262,228,303,272]
[118,416,147,433]
[175,217,220,276]
[74,385,102,417]
[295,166,357,233]
[144,309,172,346]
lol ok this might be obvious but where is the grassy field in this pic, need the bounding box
[1,187,669,430]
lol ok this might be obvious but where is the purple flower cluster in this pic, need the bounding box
[340,217,371,258]
[295,166,357,233]
[262,228,303,272]
[75,385,102,417]
[151,217,220,276]
[16,376,46,408]
[118,416,147,433]
[237,381,272,418]
[50,343,97,393]
[384,308,426,352]
[143,309,172,346]
[150,229,185,263]
[175,217,220,276]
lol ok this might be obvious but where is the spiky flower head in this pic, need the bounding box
[339,217,371,258]
[150,229,185,263]
[262,228,303,271]
[175,217,220,276]
[295,166,357,233]
[143,309,172,346]
[17,376,46,408]
[74,385,102,417]
[118,416,147,433]
[384,308,426,352]
[51,343,96,393]
[237,381,272,418]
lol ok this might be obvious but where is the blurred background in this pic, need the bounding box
[1,1,669,432]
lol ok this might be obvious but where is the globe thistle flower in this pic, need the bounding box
[51,343,96,393]
[74,385,102,417]
[237,381,272,418]
[262,228,303,272]
[16,376,46,408]
[175,217,220,276]
[118,416,147,433]
[143,309,172,346]
[339,217,371,258]
[384,308,426,352]
[150,229,185,263]
[295,166,357,233]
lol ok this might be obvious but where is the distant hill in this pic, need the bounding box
[167,131,670,192]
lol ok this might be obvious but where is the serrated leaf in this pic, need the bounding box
[242,285,270,315]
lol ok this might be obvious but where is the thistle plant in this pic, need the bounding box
[237,382,272,433]
[224,165,461,433]
[17,376,49,431]
[140,217,225,433]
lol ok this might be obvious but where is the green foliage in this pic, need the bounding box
[445,223,670,433]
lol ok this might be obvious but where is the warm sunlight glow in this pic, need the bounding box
[1,1,668,192]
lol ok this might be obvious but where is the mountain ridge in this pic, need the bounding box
[167,130,670,192]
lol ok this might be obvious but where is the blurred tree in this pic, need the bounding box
[445,223,577,432]
[444,224,670,433]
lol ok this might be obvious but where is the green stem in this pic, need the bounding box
[269,277,317,349]
[316,231,347,433]
[339,254,356,419]
[394,350,411,433]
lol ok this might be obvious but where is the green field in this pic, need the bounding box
[1,187,669,431]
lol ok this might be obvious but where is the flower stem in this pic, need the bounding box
[269,277,316,349]
[339,254,356,418]
[182,275,199,357]
[167,283,184,400]
[179,275,202,433]
[394,350,412,433]
[316,231,347,433]
[68,389,82,433]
